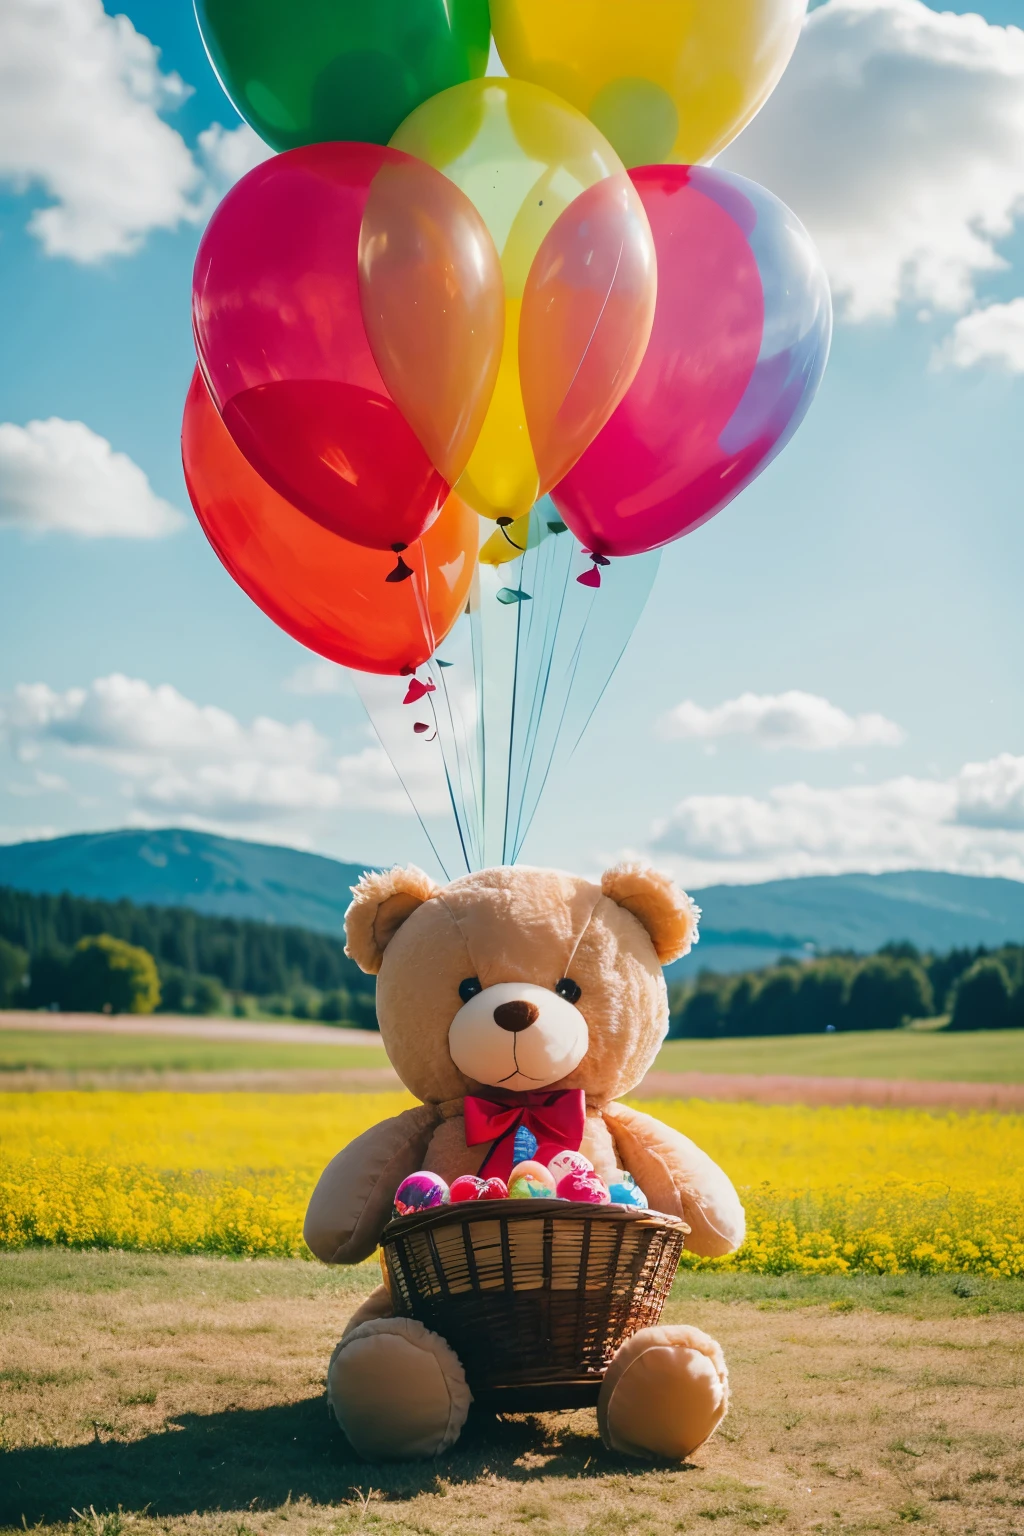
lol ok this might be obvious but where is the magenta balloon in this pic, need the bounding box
[192,142,459,553]
[552,165,832,559]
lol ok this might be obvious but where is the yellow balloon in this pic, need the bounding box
[390,78,627,523]
[489,0,808,169]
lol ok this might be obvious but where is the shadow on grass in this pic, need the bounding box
[0,1397,656,1524]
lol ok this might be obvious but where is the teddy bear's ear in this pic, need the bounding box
[601,863,701,965]
[344,865,439,975]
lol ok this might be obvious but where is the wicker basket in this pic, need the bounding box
[381,1200,688,1411]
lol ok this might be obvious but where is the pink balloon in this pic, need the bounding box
[552,166,832,559]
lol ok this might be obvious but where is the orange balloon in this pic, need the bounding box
[181,370,477,676]
[520,172,657,495]
[358,155,505,488]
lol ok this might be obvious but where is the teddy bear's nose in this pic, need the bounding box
[492,999,539,1032]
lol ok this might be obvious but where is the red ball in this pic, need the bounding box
[556,1171,611,1205]
[450,1175,490,1204]
[483,1177,509,1200]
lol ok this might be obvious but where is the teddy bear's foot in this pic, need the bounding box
[328,1316,471,1460]
[598,1324,729,1461]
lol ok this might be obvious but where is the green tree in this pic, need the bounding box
[845,957,933,1031]
[745,969,800,1036]
[63,935,161,1015]
[0,936,28,1006]
[949,959,1012,1032]
[790,960,853,1034]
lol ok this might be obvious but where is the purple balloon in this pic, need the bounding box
[552,165,832,559]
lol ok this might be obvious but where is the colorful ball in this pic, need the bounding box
[548,1149,593,1182]
[393,1171,450,1217]
[608,1176,649,1209]
[450,1175,490,1204]
[513,1124,540,1164]
[556,1171,611,1205]
[508,1160,558,1200]
[482,1176,509,1199]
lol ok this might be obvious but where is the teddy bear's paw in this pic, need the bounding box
[328,1316,471,1460]
[597,1324,729,1461]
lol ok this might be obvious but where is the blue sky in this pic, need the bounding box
[1,0,1023,888]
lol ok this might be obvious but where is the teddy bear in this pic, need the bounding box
[304,862,745,1462]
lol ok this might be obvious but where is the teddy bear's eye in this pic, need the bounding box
[458,977,483,1003]
[555,977,582,1005]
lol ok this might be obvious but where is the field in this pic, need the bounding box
[2,1090,1022,1275]
[3,1022,1024,1084]
[0,1028,387,1077]
[2,1251,1023,1536]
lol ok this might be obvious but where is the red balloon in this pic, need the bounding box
[192,142,497,553]
[181,370,478,676]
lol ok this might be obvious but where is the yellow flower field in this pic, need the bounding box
[1,1091,1022,1275]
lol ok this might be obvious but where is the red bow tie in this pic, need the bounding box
[464,1089,586,1181]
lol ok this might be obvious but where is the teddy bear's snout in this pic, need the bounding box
[493,1000,539,1032]
[448,980,589,1091]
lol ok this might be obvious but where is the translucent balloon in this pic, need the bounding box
[181,370,478,676]
[195,0,491,153]
[192,142,503,551]
[553,166,832,558]
[490,0,808,169]
[354,503,660,873]
[390,80,656,523]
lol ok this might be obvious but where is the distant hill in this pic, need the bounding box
[667,870,1024,980]
[2,831,1023,966]
[0,829,366,936]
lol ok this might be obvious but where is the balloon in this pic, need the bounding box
[391,80,657,523]
[490,0,808,169]
[552,166,832,559]
[181,370,478,676]
[195,0,491,153]
[192,142,503,552]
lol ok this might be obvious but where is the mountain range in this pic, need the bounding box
[2,829,1023,974]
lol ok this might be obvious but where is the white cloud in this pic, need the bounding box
[658,691,904,751]
[0,0,200,260]
[650,753,1024,885]
[0,0,272,262]
[723,0,1024,321]
[937,298,1024,372]
[0,675,447,835]
[196,121,274,205]
[284,661,352,697]
[0,419,183,538]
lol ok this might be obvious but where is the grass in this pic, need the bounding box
[655,1028,1024,1083]
[2,1023,1023,1083]
[2,1252,1023,1536]
[0,1030,386,1077]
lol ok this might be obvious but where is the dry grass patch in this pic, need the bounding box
[1,1254,1023,1536]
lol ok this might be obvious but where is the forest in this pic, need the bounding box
[2,882,1022,1033]
[0,884,376,1026]
[668,942,1024,1038]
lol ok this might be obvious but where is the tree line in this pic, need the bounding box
[668,941,1024,1038]
[0,884,377,1026]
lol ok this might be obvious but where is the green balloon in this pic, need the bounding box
[195,0,493,152]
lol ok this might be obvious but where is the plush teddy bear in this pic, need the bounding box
[304,862,745,1462]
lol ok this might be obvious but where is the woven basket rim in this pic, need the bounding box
[382,1198,689,1244]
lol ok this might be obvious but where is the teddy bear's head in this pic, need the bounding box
[344,863,699,1107]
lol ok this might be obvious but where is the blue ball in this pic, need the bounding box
[513,1124,539,1164]
[608,1181,648,1209]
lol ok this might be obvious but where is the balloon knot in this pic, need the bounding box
[578,551,609,588]
[386,555,414,583]
[403,678,436,705]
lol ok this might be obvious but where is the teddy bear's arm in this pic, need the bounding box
[304,1105,442,1264]
[602,1102,746,1258]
